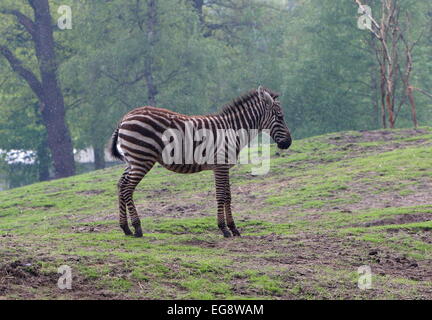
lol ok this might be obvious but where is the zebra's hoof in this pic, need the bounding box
[132,221,143,238]
[231,229,241,236]
[133,225,143,237]
[134,229,143,238]
[222,229,232,238]
[121,225,133,236]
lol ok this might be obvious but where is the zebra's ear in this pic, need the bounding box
[258,87,274,108]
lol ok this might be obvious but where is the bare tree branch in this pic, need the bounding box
[0,45,43,100]
[355,0,410,128]
[413,87,432,100]
[0,9,35,36]
[354,0,381,37]
[100,69,147,87]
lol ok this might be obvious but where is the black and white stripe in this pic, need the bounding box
[110,87,292,237]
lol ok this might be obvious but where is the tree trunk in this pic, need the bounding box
[358,0,405,129]
[36,132,50,181]
[191,0,204,25]
[401,27,417,129]
[0,0,75,179]
[370,67,379,128]
[380,66,387,128]
[407,86,417,128]
[33,0,75,178]
[93,145,106,170]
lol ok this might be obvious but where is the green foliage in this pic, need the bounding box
[1,0,432,188]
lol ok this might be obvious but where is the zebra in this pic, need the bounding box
[110,87,292,238]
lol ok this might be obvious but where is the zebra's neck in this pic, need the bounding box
[214,104,263,149]
[216,106,263,131]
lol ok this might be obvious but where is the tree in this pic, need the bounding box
[0,0,75,178]
[2,0,432,188]
[355,0,429,128]
[61,0,236,170]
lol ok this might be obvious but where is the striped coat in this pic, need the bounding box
[110,87,292,237]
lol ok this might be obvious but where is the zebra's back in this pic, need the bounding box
[117,106,228,173]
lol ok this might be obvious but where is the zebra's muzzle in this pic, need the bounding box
[277,138,291,150]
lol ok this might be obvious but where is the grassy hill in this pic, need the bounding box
[1,128,431,300]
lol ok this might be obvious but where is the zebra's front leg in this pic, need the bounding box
[214,166,232,238]
[224,181,240,236]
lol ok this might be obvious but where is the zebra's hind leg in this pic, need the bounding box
[120,161,155,237]
[214,166,232,238]
[118,167,133,236]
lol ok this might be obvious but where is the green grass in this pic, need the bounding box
[0,127,431,299]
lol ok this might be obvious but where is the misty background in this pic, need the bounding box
[0,0,431,189]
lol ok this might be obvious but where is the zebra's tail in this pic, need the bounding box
[110,127,124,161]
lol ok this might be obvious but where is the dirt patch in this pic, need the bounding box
[329,129,429,144]
[0,259,58,298]
[76,212,117,223]
[182,232,432,298]
[343,183,432,212]
[326,129,432,163]
[76,190,106,196]
[135,201,212,220]
[351,212,432,228]
[366,249,432,281]
[71,224,110,233]
[0,257,133,300]
[398,229,432,244]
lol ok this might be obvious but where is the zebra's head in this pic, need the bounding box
[258,87,292,150]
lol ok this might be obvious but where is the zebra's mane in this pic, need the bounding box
[218,87,279,116]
